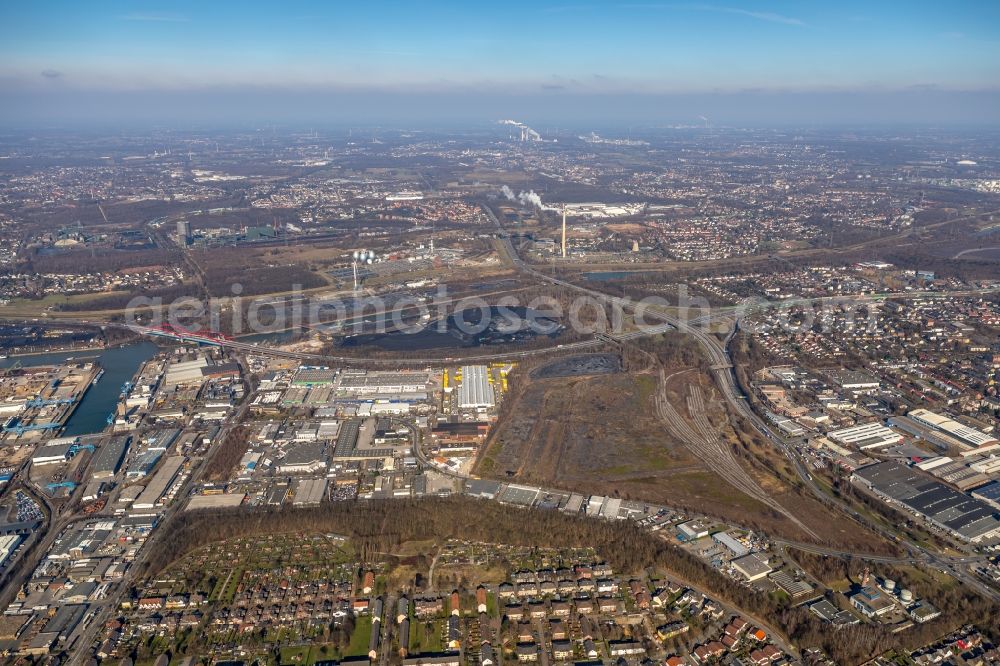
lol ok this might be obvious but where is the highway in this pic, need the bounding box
[1,206,996,662]
[0,314,615,367]
[486,206,1000,603]
[126,322,612,365]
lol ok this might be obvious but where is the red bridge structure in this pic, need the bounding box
[132,323,234,347]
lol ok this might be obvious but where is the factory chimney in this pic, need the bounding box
[561,209,567,259]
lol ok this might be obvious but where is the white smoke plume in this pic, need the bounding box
[499,187,558,211]
[519,190,559,211]
[518,190,543,208]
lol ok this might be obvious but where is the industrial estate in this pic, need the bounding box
[0,5,999,657]
[0,120,997,666]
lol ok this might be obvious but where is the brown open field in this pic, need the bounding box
[604,223,648,234]
[190,246,330,296]
[475,370,792,524]
[478,372,703,486]
[478,364,896,552]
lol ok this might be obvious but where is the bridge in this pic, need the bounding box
[136,323,232,347]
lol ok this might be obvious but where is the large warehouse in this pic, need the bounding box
[90,436,132,480]
[458,365,495,409]
[828,422,903,450]
[907,409,998,450]
[853,461,1000,543]
[132,456,185,511]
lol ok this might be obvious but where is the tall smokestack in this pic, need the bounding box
[561,209,567,259]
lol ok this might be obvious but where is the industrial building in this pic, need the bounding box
[0,534,22,567]
[327,418,393,461]
[730,554,772,582]
[828,369,880,392]
[176,219,192,244]
[827,422,903,450]
[889,415,968,451]
[676,520,710,541]
[333,419,360,457]
[163,357,210,388]
[907,409,998,450]
[127,450,163,479]
[278,442,327,474]
[561,493,585,514]
[712,531,749,558]
[292,478,327,505]
[458,365,495,409]
[431,422,489,441]
[914,458,990,491]
[337,371,430,397]
[852,461,1000,543]
[132,456,185,511]
[186,493,246,510]
[968,455,1000,475]
[809,599,856,625]
[90,436,131,480]
[292,368,337,385]
[30,441,74,466]
[972,481,1000,509]
[850,587,896,618]
[768,570,815,598]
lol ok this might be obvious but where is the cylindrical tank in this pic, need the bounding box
[900,589,913,603]
[883,579,896,592]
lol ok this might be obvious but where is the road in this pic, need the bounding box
[0,314,615,366]
[128,322,611,365]
[66,354,258,664]
[486,206,1000,603]
[3,206,997,660]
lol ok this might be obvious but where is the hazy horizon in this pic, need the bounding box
[2,0,999,127]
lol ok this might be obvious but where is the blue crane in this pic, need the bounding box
[3,421,61,435]
[67,443,95,456]
[25,397,76,408]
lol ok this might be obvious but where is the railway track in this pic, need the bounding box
[653,372,819,539]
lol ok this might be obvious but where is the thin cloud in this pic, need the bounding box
[119,12,190,23]
[40,69,62,79]
[710,5,804,26]
[621,3,805,26]
[358,50,421,57]
[940,30,1000,47]
[541,5,593,14]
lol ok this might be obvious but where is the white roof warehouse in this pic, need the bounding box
[458,365,495,409]
[828,422,903,450]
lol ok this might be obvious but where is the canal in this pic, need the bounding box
[1,342,159,437]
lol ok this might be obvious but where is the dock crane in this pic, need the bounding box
[25,397,76,409]
[67,442,96,456]
[3,421,61,435]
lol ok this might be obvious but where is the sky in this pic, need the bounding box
[1,0,999,126]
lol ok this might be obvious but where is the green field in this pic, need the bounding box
[409,619,444,654]
[277,644,339,665]
[345,616,374,657]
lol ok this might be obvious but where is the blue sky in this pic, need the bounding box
[1,1,999,125]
